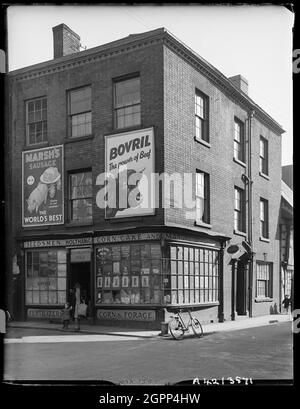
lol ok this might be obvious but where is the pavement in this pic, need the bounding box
[6,313,293,339]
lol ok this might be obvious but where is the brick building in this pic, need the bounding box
[280,167,293,310]
[6,24,284,328]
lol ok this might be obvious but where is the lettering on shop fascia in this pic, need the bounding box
[94,233,219,245]
[27,309,61,318]
[23,237,93,248]
[94,233,162,244]
[23,233,219,248]
[97,309,156,321]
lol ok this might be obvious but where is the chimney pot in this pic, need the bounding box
[52,23,81,59]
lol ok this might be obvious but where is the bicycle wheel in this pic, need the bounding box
[191,317,204,338]
[168,318,185,340]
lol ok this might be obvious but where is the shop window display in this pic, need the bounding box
[95,242,220,307]
[26,249,67,305]
[96,243,162,305]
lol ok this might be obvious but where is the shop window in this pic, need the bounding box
[69,170,93,222]
[256,262,272,298]
[68,86,92,138]
[233,118,245,163]
[114,76,141,129]
[195,89,209,142]
[26,97,47,145]
[169,245,219,305]
[234,186,246,232]
[95,243,162,305]
[25,249,67,305]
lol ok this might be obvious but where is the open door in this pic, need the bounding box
[68,248,91,315]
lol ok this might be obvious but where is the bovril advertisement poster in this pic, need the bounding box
[22,145,64,227]
[105,127,155,218]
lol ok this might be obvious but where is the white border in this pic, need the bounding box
[22,144,64,227]
[104,127,155,219]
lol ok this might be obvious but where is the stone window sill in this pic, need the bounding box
[23,141,49,150]
[194,220,212,229]
[233,157,247,168]
[194,136,211,148]
[259,236,270,243]
[234,229,247,237]
[112,124,142,134]
[64,134,94,144]
[259,171,270,181]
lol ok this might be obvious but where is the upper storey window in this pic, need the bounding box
[260,136,269,176]
[233,118,245,163]
[195,90,209,142]
[114,76,141,129]
[26,97,47,145]
[68,86,92,138]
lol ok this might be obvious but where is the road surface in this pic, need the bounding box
[3,322,293,384]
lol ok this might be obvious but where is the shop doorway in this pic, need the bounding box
[236,260,247,315]
[68,248,91,310]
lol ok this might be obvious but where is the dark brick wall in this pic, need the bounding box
[9,41,165,241]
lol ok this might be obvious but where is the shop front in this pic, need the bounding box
[21,231,225,328]
[23,237,93,321]
[93,231,224,329]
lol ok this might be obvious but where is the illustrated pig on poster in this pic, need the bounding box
[27,167,61,213]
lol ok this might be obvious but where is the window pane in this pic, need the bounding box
[195,91,208,141]
[196,172,208,223]
[234,119,244,162]
[71,112,92,137]
[58,291,66,304]
[26,250,66,306]
[70,87,91,115]
[35,99,41,111]
[115,77,140,108]
[28,112,34,123]
[28,101,34,112]
[114,77,141,129]
[260,139,264,157]
[27,98,47,145]
[26,291,33,304]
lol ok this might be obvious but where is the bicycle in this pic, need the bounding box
[168,309,204,340]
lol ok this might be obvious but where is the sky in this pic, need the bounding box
[7,4,294,165]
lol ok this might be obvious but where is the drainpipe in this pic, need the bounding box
[218,241,225,322]
[279,223,282,313]
[247,109,255,317]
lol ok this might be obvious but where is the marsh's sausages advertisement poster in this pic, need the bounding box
[105,127,155,219]
[22,145,64,227]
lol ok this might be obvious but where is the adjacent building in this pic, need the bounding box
[6,24,285,328]
[280,166,293,310]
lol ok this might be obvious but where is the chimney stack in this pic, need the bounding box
[228,74,249,95]
[52,24,81,59]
